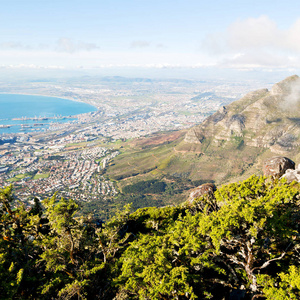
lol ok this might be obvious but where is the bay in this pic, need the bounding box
[0,94,97,134]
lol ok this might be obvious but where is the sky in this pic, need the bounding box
[1,0,300,78]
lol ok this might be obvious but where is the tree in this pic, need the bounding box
[1,175,300,299]
[257,265,300,299]
[0,185,43,299]
[116,176,300,299]
[196,176,300,298]
[39,195,96,299]
[116,233,197,299]
[115,206,211,299]
[39,196,133,299]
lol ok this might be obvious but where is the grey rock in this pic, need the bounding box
[187,183,217,204]
[281,162,300,183]
[263,156,295,178]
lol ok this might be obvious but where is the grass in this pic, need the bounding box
[65,142,87,147]
[106,140,178,180]
[157,156,174,170]
[15,174,27,179]
[33,173,50,180]
[178,111,193,116]
[7,177,20,182]
[7,173,31,182]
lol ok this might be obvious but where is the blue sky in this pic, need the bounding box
[1,0,300,75]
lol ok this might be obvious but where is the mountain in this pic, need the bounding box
[104,75,300,209]
[184,75,300,155]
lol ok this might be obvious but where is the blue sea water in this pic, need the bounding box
[0,94,97,134]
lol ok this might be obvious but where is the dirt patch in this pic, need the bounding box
[64,146,82,150]
[132,130,186,148]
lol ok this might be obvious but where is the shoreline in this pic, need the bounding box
[0,93,98,135]
[0,92,99,110]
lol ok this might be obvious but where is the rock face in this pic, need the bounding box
[184,75,300,155]
[184,128,204,144]
[263,156,295,178]
[187,183,217,204]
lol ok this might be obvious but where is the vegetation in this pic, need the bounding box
[45,155,64,161]
[1,175,300,299]
[33,173,50,180]
[7,173,33,182]
[122,179,166,194]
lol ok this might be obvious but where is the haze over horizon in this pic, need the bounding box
[2,0,300,80]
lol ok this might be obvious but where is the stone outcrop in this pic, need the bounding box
[263,156,295,178]
[184,128,204,144]
[187,155,300,206]
[264,156,300,183]
[281,168,300,183]
[187,183,217,204]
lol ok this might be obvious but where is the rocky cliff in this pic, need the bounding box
[184,75,300,155]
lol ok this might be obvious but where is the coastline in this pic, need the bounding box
[0,92,99,110]
[0,93,98,135]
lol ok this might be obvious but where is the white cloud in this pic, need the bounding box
[0,38,99,54]
[281,76,300,110]
[0,42,32,50]
[219,52,296,69]
[227,16,279,51]
[0,64,65,70]
[56,38,100,53]
[130,40,150,48]
[0,47,215,70]
[286,19,300,52]
[202,16,300,69]
[156,43,166,49]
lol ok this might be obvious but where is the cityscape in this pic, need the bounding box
[0,76,271,202]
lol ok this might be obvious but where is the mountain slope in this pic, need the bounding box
[106,75,300,203]
[184,75,300,155]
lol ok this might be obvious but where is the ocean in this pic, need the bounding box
[0,94,97,134]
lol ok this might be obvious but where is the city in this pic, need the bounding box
[0,76,270,202]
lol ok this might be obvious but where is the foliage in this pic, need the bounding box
[45,155,64,161]
[122,179,166,194]
[257,265,300,299]
[197,175,300,296]
[0,185,42,299]
[1,175,300,299]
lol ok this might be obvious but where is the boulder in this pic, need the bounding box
[188,183,217,204]
[281,164,300,183]
[263,156,295,178]
[281,169,299,183]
